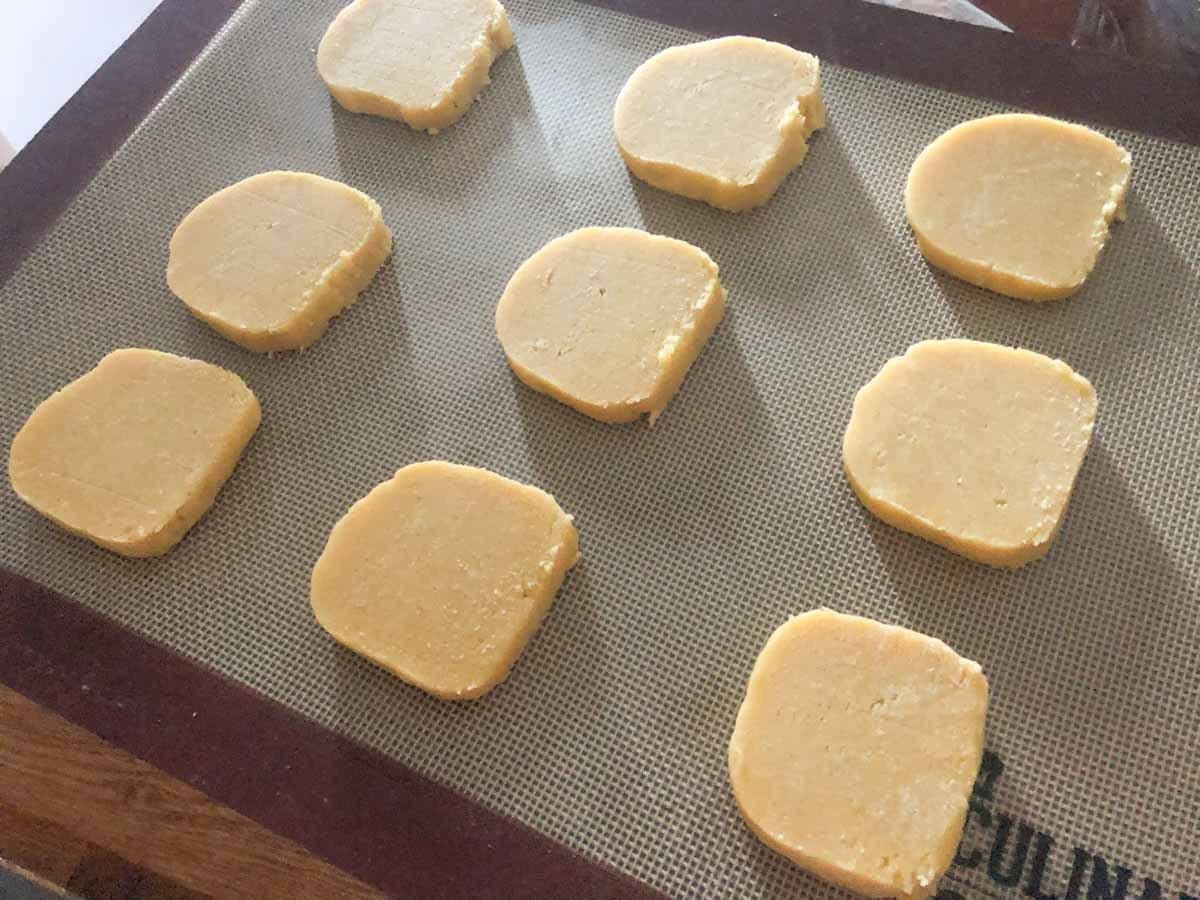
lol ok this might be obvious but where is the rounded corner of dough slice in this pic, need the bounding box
[309,461,579,700]
[316,0,514,133]
[842,339,1098,568]
[904,113,1131,301]
[7,348,260,558]
[613,35,825,212]
[728,608,989,899]
[166,170,392,353]
[494,226,726,425]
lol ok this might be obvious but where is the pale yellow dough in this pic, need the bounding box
[729,609,989,899]
[317,0,513,133]
[905,113,1131,301]
[8,349,260,558]
[310,462,579,700]
[495,227,726,424]
[167,171,392,353]
[843,339,1097,568]
[613,36,825,212]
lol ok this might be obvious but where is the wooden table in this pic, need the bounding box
[1,1,1196,898]
[0,686,380,899]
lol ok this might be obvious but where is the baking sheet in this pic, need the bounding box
[1,1,1198,896]
[864,0,1011,31]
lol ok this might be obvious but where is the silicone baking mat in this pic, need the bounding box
[1,1,1197,896]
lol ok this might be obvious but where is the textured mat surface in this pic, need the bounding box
[1,1,1197,896]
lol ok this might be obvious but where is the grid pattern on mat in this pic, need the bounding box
[1,1,1197,896]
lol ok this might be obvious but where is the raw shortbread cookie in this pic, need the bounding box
[8,349,260,558]
[167,171,392,352]
[613,36,825,212]
[310,462,579,700]
[843,339,1097,568]
[317,0,513,133]
[729,609,989,899]
[905,113,1131,301]
[495,227,726,424]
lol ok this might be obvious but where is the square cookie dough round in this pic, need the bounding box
[167,171,392,353]
[905,114,1131,301]
[729,609,989,899]
[8,349,260,557]
[843,339,1097,568]
[614,36,825,212]
[317,0,513,133]
[495,227,726,424]
[310,461,579,700]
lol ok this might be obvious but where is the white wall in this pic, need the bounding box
[0,0,160,167]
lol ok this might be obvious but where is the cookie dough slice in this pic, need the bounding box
[843,339,1097,568]
[496,227,726,424]
[614,36,825,212]
[730,609,989,899]
[8,349,260,557]
[317,0,513,133]
[167,171,392,352]
[905,114,1131,300]
[311,462,579,700]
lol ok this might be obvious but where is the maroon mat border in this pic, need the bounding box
[1,0,1197,897]
[0,570,660,899]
